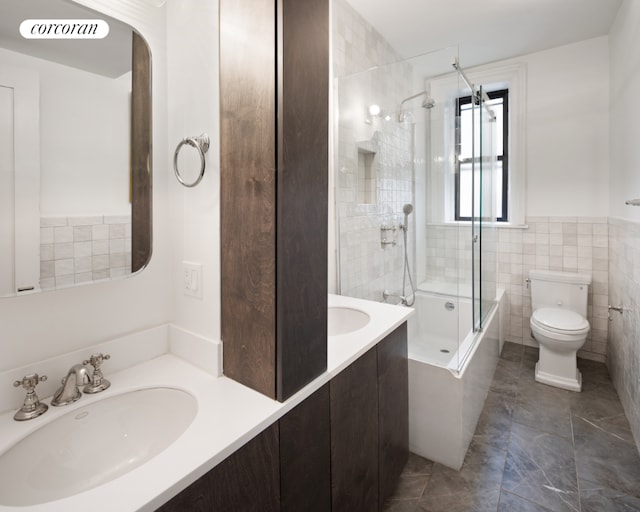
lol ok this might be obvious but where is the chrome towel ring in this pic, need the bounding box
[173,133,210,188]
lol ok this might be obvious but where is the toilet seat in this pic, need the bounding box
[531,308,589,337]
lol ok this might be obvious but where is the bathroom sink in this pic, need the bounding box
[328,306,370,336]
[0,387,197,506]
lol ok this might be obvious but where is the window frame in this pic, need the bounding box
[454,88,509,222]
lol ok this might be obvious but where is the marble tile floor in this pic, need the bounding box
[383,342,640,512]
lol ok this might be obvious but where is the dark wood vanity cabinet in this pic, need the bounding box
[156,386,331,512]
[330,348,380,511]
[329,323,409,512]
[157,423,280,512]
[280,385,332,512]
[377,322,409,508]
[156,325,407,512]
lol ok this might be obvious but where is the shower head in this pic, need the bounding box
[398,91,435,122]
[421,97,436,109]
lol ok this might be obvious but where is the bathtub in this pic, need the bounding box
[407,288,504,470]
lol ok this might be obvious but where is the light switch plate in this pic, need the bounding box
[182,261,202,299]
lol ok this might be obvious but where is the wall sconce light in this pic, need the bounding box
[368,104,381,116]
[366,104,382,124]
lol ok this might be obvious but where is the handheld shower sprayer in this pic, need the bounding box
[399,203,415,306]
[402,203,413,231]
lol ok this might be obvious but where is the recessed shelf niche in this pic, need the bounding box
[357,145,377,205]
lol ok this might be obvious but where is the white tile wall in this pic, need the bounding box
[40,215,132,290]
[332,0,402,78]
[423,225,475,287]
[334,0,416,302]
[607,217,640,447]
[497,216,609,362]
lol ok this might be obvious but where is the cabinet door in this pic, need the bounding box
[330,347,379,512]
[157,423,280,512]
[377,323,409,508]
[279,384,331,512]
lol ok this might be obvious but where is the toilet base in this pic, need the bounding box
[535,362,582,392]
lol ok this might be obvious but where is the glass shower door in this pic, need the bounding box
[471,90,481,332]
[479,86,497,327]
[471,86,497,332]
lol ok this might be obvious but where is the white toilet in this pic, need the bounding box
[529,269,591,392]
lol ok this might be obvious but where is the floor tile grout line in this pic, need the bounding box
[522,344,583,512]
[569,397,583,512]
[496,343,524,511]
[418,472,431,500]
[500,488,558,512]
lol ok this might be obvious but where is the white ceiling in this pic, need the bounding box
[346,0,623,67]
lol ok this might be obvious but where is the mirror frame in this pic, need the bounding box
[131,31,152,274]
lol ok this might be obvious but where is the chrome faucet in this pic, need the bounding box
[13,374,48,421]
[51,364,93,406]
[82,353,111,394]
[383,289,410,306]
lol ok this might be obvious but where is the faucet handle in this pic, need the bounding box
[13,373,48,421]
[82,353,111,394]
[83,353,110,369]
[14,373,47,391]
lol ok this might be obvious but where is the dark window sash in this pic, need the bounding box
[455,88,509,222]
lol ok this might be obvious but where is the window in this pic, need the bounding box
[454,89,509,222]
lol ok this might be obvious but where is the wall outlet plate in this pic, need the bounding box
[182,261,202,299]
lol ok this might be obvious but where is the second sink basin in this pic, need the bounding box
[328,306,370,336]
[0,387,197,507]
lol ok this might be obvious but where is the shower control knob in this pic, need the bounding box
[557,301,563,306]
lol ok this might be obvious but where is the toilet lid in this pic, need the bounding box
[532,307,589,332]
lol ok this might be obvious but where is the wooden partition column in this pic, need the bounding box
[220,0,329,401]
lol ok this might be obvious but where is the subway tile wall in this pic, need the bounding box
[332,0,401,78]
[334,0,416,302]
[497,216,609,362]
[418,223,497,313]
[40,215,132,290]
[338,158,413,301]
[607,217,640,446]
[423,225,474,287]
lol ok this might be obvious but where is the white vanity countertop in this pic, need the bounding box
[0,294,412,512]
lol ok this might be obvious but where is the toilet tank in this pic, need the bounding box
[529,270,591,317]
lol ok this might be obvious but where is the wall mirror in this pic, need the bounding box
[0,0,152,298]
